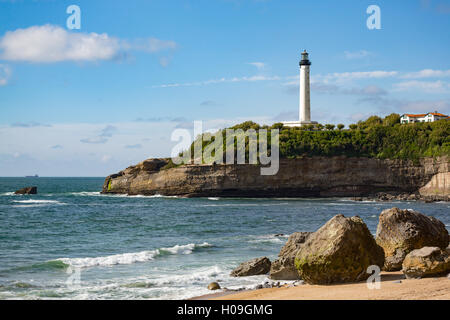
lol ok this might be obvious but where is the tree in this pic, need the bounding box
[325,124,335,131]
[359,116,382,129]
[271,122,284,130]
[185,116,450,164]
[316,124,324,131]
[383,113,401,127]
[337,124,345,130]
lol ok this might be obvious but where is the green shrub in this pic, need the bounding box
[180,115,449,163]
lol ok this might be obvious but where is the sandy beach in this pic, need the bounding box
[206,272,450,300]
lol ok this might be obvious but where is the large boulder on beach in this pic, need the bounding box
[294,215,385,285]
[401,246,450,279]
[375,207,449,271]
[230,257,271,277]
[14,186,37,195]
[270,232,312,280]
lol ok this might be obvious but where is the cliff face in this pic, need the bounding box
[101,156,449,199]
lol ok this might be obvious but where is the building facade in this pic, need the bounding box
[400,112,448,124]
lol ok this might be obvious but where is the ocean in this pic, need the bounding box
[0,177,448,300]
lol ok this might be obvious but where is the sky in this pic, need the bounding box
[0,0,449,176]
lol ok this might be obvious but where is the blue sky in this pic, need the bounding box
[1,0,449,176]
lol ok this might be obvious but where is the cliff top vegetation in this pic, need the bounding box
[164,113,449,169]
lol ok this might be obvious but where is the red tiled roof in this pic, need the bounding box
[403,112,448,118]
[429,112,448,117]
[404,114,426,117]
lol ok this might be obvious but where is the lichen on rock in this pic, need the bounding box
[294,215,385,285]
[375,207,449,271]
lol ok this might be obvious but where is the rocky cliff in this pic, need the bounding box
[101,156,449,199]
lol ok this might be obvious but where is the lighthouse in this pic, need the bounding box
[283,50,317,127]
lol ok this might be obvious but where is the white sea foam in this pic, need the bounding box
[13,199,61,204]
[54,242,212,268]
[1,192,14,196]
[208,197,220,201]
[200,203,288,208]
[148,194,180,199]
[101,193,180,199]
[12,199,66,207]
[69,192,101,196]
[149,265,222,286]
[248,234,288,244]
[160,242,211,255]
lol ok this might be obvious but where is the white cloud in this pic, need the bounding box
[125,144,142,149]
[344,50,372,59]
[0,64,11,85]
[0,25,120,62]
[80,137,109,144]
[80,125,118,144]
[321,71,398,82]
[101,155,112,163]
[11,121,51,127]
[248,62,266,69]
[122,37,177,53]
[142,38,177,53]
[401,69,450,79]
[152,75,281,88]
[99,125,118,137]
[393,80,450,93]
[159,56,170,67]
[0,24,177,63]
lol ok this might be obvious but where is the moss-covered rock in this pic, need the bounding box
[402,246,450,279]
[375,207,449,271]
[270,232,312,280]
[295,215,384,285]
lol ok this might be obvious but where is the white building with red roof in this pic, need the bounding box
[400,111,448,124]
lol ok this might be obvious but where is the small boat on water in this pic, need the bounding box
[25,174,39,178]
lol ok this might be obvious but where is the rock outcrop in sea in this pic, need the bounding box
[14,186,37,195]
[102,156,449,200]
[375,207,449,271]
[294,215,385,285]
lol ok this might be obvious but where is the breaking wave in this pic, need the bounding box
[12,199,66,207]
[53,242,212,269]
[13,200,62,204]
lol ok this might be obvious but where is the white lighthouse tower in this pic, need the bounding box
[283,50,317,127]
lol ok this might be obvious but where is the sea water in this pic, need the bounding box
[0,177,448,300]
